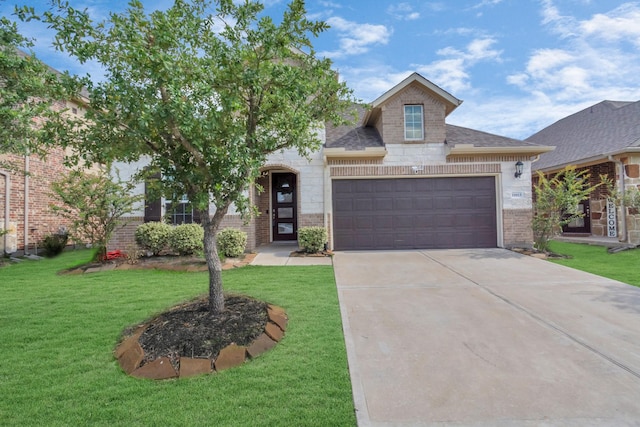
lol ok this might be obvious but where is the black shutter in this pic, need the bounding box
[193,206,205,224]
[144,172,162,222]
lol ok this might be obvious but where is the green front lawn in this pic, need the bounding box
[548,241,640,287]
[0,251,356,426]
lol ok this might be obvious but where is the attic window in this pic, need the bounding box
[404,105,423,140]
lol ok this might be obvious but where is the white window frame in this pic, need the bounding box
[404,105,424,140]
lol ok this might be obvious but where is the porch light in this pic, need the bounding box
[514,161,524,178]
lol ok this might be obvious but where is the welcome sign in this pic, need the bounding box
[607,199,617,238]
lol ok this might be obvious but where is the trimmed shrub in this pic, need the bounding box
[298,226,327,253]
[135,222,172,255]
[42,232,69,257]
[169,223,204,255]
[217,228,247,258]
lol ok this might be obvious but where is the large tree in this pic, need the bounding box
[24,0,354,313]
[0,15,61,159]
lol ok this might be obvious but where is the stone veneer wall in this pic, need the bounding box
[622,155,640,244]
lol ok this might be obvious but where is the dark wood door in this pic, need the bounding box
[272,173,297,241]
[332,177,497,250]
[562,199,591,234]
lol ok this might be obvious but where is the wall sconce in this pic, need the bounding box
[514,161,524,178]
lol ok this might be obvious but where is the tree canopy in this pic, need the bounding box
[0,15,62,158]
[23,0,355,312]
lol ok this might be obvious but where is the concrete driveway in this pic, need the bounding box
[333,249,640,426]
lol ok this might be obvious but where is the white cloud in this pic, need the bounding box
[320,17,391,58]
[413,37,502,92]
[471,0,504,9]
[580,3,640,48]
[511,2,640,104]
[387,3,420,21]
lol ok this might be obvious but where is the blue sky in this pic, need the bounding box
[4,0,640,139]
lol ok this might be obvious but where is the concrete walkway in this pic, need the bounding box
[334,249,640,426]
[250,243,333,266]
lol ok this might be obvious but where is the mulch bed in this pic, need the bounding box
[133,295,268,367]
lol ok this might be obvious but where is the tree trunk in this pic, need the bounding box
[201,204,230,314]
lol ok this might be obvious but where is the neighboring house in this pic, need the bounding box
[527,100,640,244]
[0,99,87,255]
[111,72,553,251]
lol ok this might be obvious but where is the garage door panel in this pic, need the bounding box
[332,177,497,250]
[433,196,454,209]
[352,216,374,231]
[393,215,415,229]
[374,198,394,211]
[354,198,373,211]
[394,197,414,210]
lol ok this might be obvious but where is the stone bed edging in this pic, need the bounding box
[114,304,288,380]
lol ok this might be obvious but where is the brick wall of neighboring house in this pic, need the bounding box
[0,99,89,254]
[0,147,72,254]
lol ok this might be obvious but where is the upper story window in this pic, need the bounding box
[404,105,424,140]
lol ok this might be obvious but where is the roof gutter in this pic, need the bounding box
[534,147,640,174]
[323,146,387,159]
[448,144,555,156]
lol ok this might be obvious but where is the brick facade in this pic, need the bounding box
[377,82,447,144]
[0,147,73,254]
[0,99,88,254]
[503,209,534,248]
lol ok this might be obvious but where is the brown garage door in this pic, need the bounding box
[332,177,497,250]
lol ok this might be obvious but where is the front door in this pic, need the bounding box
[272,173,297,241]
[563,199,591,234]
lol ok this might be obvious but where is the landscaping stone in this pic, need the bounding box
[179,357,213,378]
[268,309,288,331]
[118,342,144,374]
[214,344,247,371]
[132,357,177,380]
[247,333,277,358]
[116,301,287,379]
[114,326,146,358]
[265,322,284,342]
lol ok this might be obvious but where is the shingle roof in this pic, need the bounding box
[325,104,384,150]
[446,124,539,148]
[527,100,640,171]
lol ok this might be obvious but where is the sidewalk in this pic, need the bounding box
[250,242,333,266]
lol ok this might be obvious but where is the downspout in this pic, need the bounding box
[608,155,627,243]
[24,154,30,254]
[0,169,9,254]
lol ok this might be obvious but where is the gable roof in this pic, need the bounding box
[527,100,640,171]
[362,72,463,126]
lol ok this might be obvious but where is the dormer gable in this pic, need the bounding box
[362,72,463,144]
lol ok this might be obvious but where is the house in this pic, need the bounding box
[527,100,640,244]
[0,99,88,256]
[110,72,553,251]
